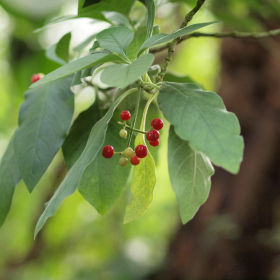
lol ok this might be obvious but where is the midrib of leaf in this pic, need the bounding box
[168,83,227,157]
[109,31,127,58]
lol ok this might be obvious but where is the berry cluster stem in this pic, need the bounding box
[122,124,147,134]
[127,83,142,148]
[141,82,161,91]
[140,91,159,131]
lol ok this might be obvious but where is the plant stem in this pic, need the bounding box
[140,92,159,131]
[127,83,142,148]
[156,0,207,83]
[141,82,161,90]
[125,125,147,134]
[151,28,280,53]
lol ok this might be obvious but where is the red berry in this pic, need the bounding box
[149,139,160,147]
[135,144,148,158]
[120,110,131,121]
[146,129,160,141]
[151,118,164,130]
[102,145,114,158]
[31,73,44,83]
[130,155,140,165]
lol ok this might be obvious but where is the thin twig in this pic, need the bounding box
[151,28,280,53]
[156,0,207,83]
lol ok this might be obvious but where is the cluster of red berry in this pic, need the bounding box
[102,110,164,166]
[146,118,163,147]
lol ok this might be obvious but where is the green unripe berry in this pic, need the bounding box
[119,157,128,167]
[119,129,127,138]
[124,147,134,158]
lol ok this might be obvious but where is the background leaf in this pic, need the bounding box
[102,11,131,27]
[143,0,155,39]
[62,102,105,170]
[55,32,71,63]
[163,72,205,89]
[123,133,156,224]
[168,126,214,224]
[126,26,158,61]
[96,27,134,59]
[158,82,244,173]
[78,0,135,21]
[101,53,154,89]
[33,15,77,33]
[71,65,100,87]
[138,21,219,55]
[0,137,21,228]
[34,88,137,237]
[78,111,132,215]
[14,76,74,191]
[30,53,123,88]
[45,32,71,65]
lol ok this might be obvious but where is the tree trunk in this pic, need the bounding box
[150,34,280,280]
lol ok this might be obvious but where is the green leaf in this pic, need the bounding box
[143,0,155,39]
[73,65,100,86]
[126,26,160,61]
[78,0,135,21]
[96,27,134,60]
[78,111,131,215]
[71,71,82,87]
[30,53,123,88]
[168,126,214,224]
[163,72,204,89]
[102,11,131,27]
[62,102,105,169]
[56,32,71,63]
[138,21,220,55]
[46,32,71,65]
[101,53,154,89]
[126,27,150,61]
[123,133,156,224]
[158,82,244,173]
[0,137,21,228]
[89,41,100,52]
[14,76,74,191]
[34,87,137,237]
[34,15,77,33]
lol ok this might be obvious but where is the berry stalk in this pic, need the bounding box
[126,83,142,148]
[117,122,147,134]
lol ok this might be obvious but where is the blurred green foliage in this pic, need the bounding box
[0,0,279,278]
